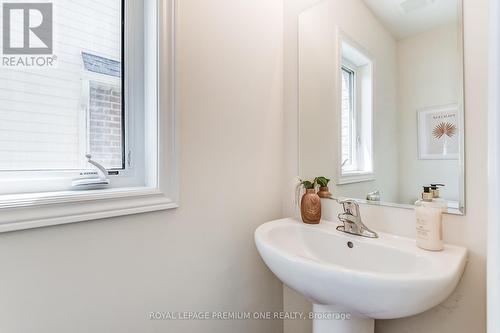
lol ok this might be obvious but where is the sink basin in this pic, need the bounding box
[255,218,467,333]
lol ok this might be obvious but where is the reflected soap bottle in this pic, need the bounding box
[430,184,448,212]
[415,186,444,251]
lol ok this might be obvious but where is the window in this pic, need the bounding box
[0,0,178,232]
[0,2,124,173]
[341,66,356,172]
[338,36,374,184]
[0,0,129,191]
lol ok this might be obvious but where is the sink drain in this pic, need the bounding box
[347,241,354,248]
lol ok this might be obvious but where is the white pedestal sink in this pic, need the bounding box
[255,218,467,333]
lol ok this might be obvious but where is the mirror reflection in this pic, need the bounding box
[298,0,464,214]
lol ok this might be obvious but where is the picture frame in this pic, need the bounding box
[417,104,459,160]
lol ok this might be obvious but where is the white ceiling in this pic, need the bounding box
[362,0,459,40]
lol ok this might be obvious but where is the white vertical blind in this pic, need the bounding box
[341,67,355,171]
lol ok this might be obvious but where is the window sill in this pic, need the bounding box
[0,187,178,233]
[337,172,375,185]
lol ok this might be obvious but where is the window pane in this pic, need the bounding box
[0,0,123,171]
[89,81,123,169]
[341,68,354,170]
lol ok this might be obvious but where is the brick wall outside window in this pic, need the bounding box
[89,81,123,169]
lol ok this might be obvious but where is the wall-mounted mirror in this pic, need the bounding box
[298,0,464,214]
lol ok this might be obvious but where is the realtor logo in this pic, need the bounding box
[1,2,56,67]
[3,3,53,54]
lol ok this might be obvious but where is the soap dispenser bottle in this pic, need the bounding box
[415,186,444,251]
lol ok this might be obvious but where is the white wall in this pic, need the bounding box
[283,2,322,332]
[0,1,285,332]
[284,0,488,332]
[397,23,461,205]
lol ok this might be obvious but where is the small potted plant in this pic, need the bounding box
[315,176,332,198]
[296,178,321,224]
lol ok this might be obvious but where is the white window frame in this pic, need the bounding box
[0,0,178,233]
[336,29,374,185]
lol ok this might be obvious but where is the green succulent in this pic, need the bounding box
[314,176,330,187]
[299,180,315,190]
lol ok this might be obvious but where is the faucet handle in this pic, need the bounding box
[335,199,378,238]
[339,199,360,217]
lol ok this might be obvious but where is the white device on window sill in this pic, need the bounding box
[72,154,110,190]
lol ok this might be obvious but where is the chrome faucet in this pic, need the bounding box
[336,199,378,238]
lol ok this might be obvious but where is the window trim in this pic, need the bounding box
[0,0,179,233]
[336,29,375,185]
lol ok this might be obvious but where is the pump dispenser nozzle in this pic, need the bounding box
[430,184,445,198]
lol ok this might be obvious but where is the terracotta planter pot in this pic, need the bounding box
[301,189,321,224]
[317,186,331,198]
